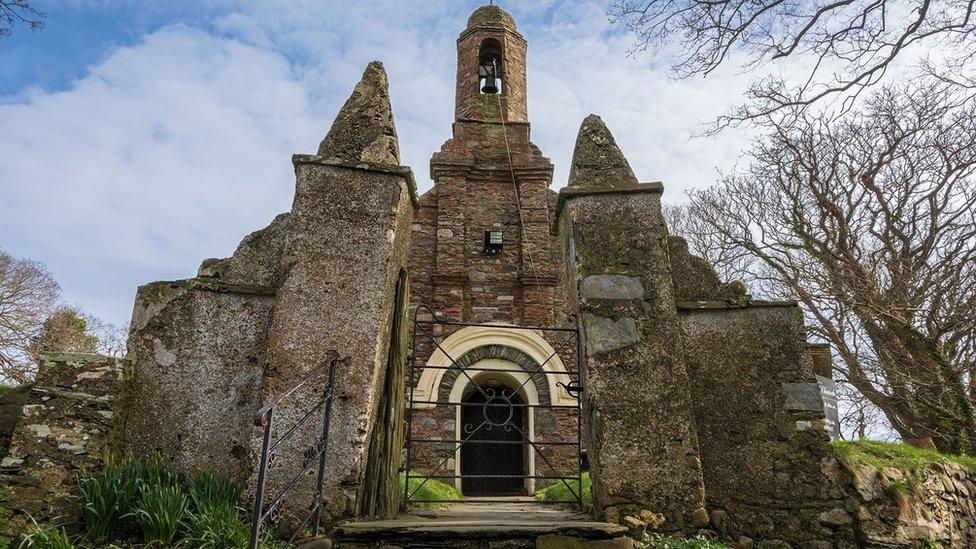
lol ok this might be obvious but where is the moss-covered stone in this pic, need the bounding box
[317,61,399,165]
[0,353,122,538]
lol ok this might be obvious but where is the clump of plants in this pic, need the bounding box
[534,472,592,505]
[182,472,251,548]
[19,458,281,548]
[399,471,462,508]
[18,521,74,549]
[638,533,728,549]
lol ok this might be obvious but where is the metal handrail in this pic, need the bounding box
[253,353,340,426]
[249,353,343,549]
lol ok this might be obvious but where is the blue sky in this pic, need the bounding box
[0,0,755,327]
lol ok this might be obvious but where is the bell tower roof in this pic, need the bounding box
[467,5,517,31]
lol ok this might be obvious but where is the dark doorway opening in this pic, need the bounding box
[460,379,526,496]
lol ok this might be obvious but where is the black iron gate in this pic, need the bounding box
[404,304,584,506]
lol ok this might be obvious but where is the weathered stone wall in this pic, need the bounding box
[0,385,30,456]
[122,62,417,528]
[558,186,707,529]
[844,459,975,547]
[123,278,274,480]
[680,305,857,547]
[261,157,415,522]
[1,353,122,538]
[555,116,707,530]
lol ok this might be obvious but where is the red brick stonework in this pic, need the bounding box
[405,5,579,496]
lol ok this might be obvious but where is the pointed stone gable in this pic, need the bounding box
[567,114,637,188]
[317,61,401,165]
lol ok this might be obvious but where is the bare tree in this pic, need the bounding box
[87,317,129,358]
[674,82,976,453]
[0,249,59,384]
[0,0,44,37]
[609,0,976,122]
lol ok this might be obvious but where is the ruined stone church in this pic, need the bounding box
[5,4,976,548]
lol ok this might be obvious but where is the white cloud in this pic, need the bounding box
[0,1,759,325]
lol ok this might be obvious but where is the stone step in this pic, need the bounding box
[329,501,630,548]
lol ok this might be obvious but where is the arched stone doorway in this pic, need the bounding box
[460,377,526,495]
[404,314,583,504]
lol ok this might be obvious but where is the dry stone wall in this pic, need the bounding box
[844,460,976,547]
[0,386,30,456]
[0,353,122,538]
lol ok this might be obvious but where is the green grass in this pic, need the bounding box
[638,534,728,549]
[831,439,976,472]
[400,471,462,508]
[534,472,592,505]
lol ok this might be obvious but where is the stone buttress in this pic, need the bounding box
[554,115,709,530]
[261,61,415,522]
[120,62,416,525]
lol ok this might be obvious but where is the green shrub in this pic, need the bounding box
[639,534,728,549]
[534,472,591,505]
[131,483,187,546]
[79,461,142,540]
[400,471,462,508]
[17,521,74,549]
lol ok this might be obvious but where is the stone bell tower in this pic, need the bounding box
[408,4,565,327]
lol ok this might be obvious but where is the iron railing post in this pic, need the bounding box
[576,321,584,506]
[310,357,339,537]
[249,410,273,549]
[403,305,422,507]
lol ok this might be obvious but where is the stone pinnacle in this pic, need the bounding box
[567,114,637,188]
[317,61,400,165]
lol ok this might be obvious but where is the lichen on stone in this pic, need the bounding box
[317,61,400,165]
[567,115,637,189]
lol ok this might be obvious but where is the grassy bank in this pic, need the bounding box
[534,472,591,505]
[832,439,976,472]
[400,471,462,508]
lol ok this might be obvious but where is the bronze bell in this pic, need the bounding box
[479,59,500,94]
[481,73,499,94]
